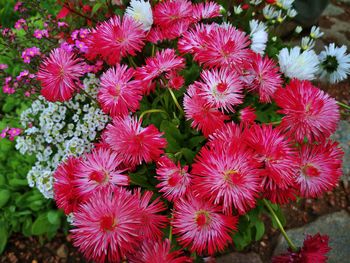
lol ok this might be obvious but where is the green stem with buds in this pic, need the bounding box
[263,199,298,252]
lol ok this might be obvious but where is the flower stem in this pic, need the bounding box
[140,109,167,119]
[169,213,173,243]
[168,88,184,115]
[128,56,137,68]
[263,199,298,252]
[337,101,350,111]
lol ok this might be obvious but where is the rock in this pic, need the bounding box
[323,3,345,16]
[56,244,68,258]
[274,210,350,263]
[338,0,350,5]
[216,252,263,263]
[333,120,350,178]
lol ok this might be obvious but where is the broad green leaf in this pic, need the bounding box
[254,220,265,241]
[0,224,8,254]
[0,189,10,208]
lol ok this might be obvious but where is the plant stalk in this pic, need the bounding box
[168,88,184,115]
[139,109,167,119]
[337,101,350,110]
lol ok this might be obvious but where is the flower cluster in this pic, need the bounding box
[16,74,109,198]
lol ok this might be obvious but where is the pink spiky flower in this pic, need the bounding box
[184,85,229,137]
[295,141,343,198]
[172,193,238,255]
[156,156,192,201]
[136,190,168,240]
[105,116,167,167]
[53,156,84,214]
[192,142,261,214]
[98,65,142,117]
[192,1,222,21]
[37,48,85,102]
[74,148,129,198]
[194,67,244,112]
[129,239,192,263]
[273,233,331,263]
[242,53,282,103]
[239,106,256,124]
[71,188,142,263]
[86,16,146,65]
[274,79,339,142]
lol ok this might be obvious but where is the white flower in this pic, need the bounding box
[301,36,315,51]
[287,8,297,18]
[249,19,268,55]
[263,5,279,20]
[126,0,153,31]
[276,0,295,10]
[318,43,350,84]
[278,46,319,80]
[250,0,262,5]
[295,26,303,34]
[310,26,324,39]
[234,5,243,15]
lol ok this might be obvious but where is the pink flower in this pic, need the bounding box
[193,67,244,112]
[86,16,146,65]
[295,141,343,198]
[192,142,261,214]
[98,65,142,117]
[242,53,282,103]
[37,48,85,102]
[172,193,238,255]
[57,21,68,28]
[129,239,192,263]
[14,18,26,30]
[192,1,222,21]
[135,49,185,92]
[74,148,129,198]
[21,47,40,64]
[0,128,9,139]
[75,40,88,53]
[239,106,256,123]
[273,233,331,263]
[53,157,84,214]
[274,80,339,142]
[7,128,21,140]
[105,116,167,167]
[209,122,246,148]
[33,29,49,39]
[136,190,168,240]
[0,64,8,70]
[184,85,229,137]
[71,187,142,263]
[156,156,192,201]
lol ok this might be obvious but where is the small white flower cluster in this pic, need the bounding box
[15,74,109,198]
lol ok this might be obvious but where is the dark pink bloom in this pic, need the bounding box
[129,239,192,263]
[156,156,192,201]
[239,106,256,123]
[295,141,343,198]
[105,116,167,167]
[172,193,238,255]
[71,188,142,263]
[74,148,129,198]
[33,29,49,39]
[192,1,222,21]
[192,142,261,214]
[184,85,229,137]
[193,67,244,112]
[86,16,146,65]
[37,48,85,102]
[136,190,168,240]
[98,65,142,117]
[21,47,40,64]
[53,157,84,214]
[242,53,282,103]
[274,80,339,142]
[273,233,331,263]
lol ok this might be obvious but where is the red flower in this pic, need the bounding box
[172,192,238,255]
[239,106,256,124]
[105,116,167,167]
[295,141,343,198]
[184,85,229,137]
[71,188,142,263]
[273,233,331,263]
[53,156,84,214]
[38,48,85,102]
[192,1,222,21]
[275,80,339,142]
[74,148,129,198]
[129,239,192,263]
[156,156,192,201]
[98,65,142,117]
[86,16,146,65]
[192,142,261,214]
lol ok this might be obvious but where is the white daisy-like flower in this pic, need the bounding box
[278,46,319,80]
[250,0,263,5]
[263,5,279,20]
[310,26,324,39]
[301,36,315,51]
[249,19,268,55]
[318,43,350,84]
[276,0,295,10]
[287,8,297,18]
[233,5,243,15]
[125,0,153,31]
[295,26,303,34]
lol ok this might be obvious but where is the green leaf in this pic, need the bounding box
[0,224,8,254]
[47,210,61,225]
[254,220,265,241]
[91,3,103,16]
[160,120,183,153]
[0,189,10,208]
[31,213,50,235]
